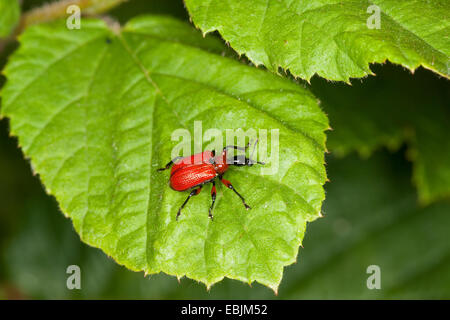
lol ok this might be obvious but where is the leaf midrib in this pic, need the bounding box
[122,27,328,153]
[117,29,279,283]
[116,26,323,283]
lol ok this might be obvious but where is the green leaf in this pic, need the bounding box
[410,104,450,204]
[312,64,450,204]
[0,15,328,291]
[0,0,20,38]
[184,0,450,81]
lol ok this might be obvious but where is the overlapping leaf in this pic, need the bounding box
[0,15,328,290]
[185,0,450,81]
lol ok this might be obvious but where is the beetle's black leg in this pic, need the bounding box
[231,156,265,166]
[223,142,250,153]
[176,187,202,220]
[209,181,216,220]
[157,156,183,171]
[220,178,251,210]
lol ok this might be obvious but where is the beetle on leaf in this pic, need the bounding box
[158,140,264,220]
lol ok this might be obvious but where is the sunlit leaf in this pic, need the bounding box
[185,0,450,81]
[312,64,450,204]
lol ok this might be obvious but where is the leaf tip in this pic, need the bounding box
[271,285,279,296]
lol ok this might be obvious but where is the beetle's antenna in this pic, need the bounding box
[250,139,257,159]
[249,139,264,165]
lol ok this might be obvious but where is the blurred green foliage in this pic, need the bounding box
[310,64,450,204]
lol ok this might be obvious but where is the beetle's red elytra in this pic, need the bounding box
[157,141,264,220]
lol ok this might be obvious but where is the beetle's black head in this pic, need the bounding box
[229,155,264,167]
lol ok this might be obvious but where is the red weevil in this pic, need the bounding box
[158,141,264,220]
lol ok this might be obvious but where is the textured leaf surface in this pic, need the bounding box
[185,0,450,81]
[0,16,328,290]
[3,148,450,299]
[313,64,450,204]
[0,0,20,37]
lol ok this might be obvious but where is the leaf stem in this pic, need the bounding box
[21,0,128,29]
[0,0,127,52]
